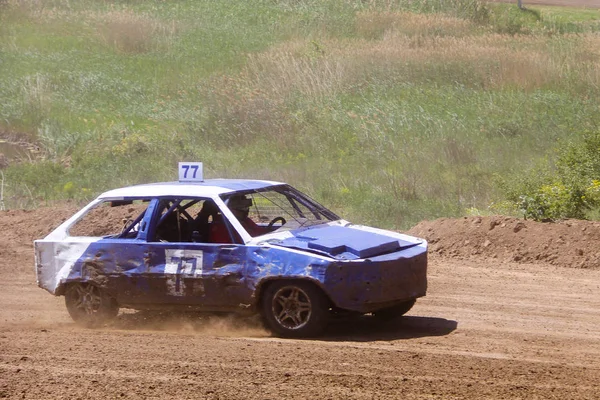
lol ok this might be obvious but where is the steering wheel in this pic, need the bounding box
[267,216,287,229]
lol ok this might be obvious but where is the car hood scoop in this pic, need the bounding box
[272,225,420,260]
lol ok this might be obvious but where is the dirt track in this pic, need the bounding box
[1,207,600,399]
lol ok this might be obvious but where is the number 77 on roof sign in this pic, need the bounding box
[178,162,203,182]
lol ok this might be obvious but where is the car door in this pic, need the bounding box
[141,197,253,311]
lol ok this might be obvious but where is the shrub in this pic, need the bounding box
[518,182,586,221]
[516,129,600,221]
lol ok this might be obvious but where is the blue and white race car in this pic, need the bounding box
[35,166,427,337]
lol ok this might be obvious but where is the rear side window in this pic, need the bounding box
[69,200,149,238]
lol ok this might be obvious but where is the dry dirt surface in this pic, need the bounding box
[1,206,600,399]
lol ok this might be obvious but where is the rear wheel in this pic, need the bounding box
[65,283,119,327]
[372,299,416,322]
[261,281,329,338]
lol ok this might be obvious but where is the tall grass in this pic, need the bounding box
[0,0,599,228]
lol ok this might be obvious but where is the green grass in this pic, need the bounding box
[534,5,600,23]
[1,0,599,229]
[488,3,600,34]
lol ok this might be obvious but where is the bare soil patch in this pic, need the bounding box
[0,129,42,168]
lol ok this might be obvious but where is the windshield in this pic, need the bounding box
[220,185,339,236]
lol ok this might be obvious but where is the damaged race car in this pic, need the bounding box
[35,164,428,337]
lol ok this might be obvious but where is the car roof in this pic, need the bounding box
[97,179,284,200]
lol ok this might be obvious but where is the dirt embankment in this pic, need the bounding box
[0,206,78,273]
[408,216,600,269]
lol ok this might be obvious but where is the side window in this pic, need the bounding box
[244,190,322,226]
[219,186,336,238]
[219,191,306,240]
[153,198,216,243]
[69,200,150,238]
[247,192,299,224]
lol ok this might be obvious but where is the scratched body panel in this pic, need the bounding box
[36,237,426,313]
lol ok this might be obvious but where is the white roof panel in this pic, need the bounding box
[98,179,283,200]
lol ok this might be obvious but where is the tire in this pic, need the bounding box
[372,299,416,322]
[65,283,119,327]
[261,281,329,338]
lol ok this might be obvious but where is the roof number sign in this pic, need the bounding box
[178,162,203,182]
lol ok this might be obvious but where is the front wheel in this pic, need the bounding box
[261,281,329,338]
[65,283,119,327]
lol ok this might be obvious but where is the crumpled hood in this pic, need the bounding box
[269,225,421,260]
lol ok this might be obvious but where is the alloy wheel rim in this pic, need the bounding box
[272,286,312,330]
[72,284,102,315]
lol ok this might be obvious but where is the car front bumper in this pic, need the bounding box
[323,246,427,313]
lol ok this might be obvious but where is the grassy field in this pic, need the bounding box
[1,0,599,229]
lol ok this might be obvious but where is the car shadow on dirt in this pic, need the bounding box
[109,310,456,341]
[321,315,458,341]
